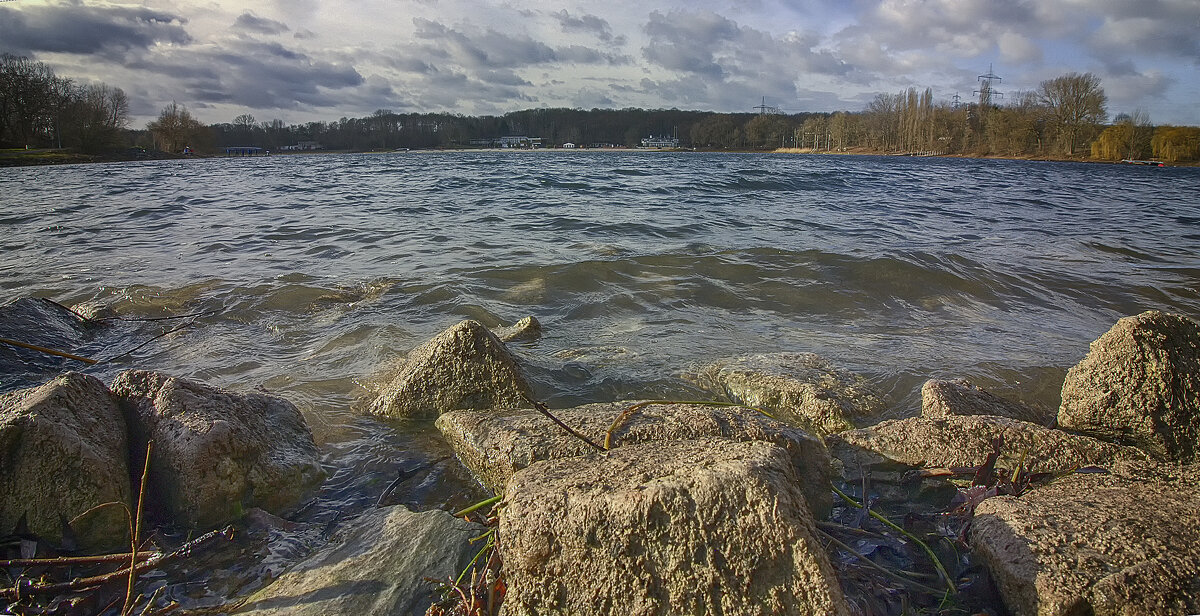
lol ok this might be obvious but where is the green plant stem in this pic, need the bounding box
[816,528,946,595]
[831,482,956,594]
[454,495,502,518]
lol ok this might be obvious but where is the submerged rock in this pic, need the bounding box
[971,461,1200,615]
[0,298,99,392]
[922,378,1054,426]
[111,371,325,530]
[686,352,886,436]
[0,373,130,551]
[238,506,484,616]
[828,415,1146,476]
[435,401,833,516]
[492,315,542,343]
[1058,310,1200,463]
[369,319,533,419]
[499,438,850,616]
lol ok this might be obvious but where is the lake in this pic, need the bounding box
[1,150,1198,606]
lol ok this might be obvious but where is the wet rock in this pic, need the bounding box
[368,320,533,419]
[69,299,119,321]
[0,373,130,551]
[492,315,541,343]
[238,506,484,616]
[828,415,1146,476]
[435,401,833,516]
[0,298,98,392]
[1058,310,1200,463]
[922,378,1054,426]
[971,461,1200,616]
[499,438,850,616]
[111,371,325,530]
[685,352,886,436]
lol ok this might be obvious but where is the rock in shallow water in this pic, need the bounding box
[238,506,484,616]
[111,370,325,530]
[435,401,833,517]
[685,352,885,436]
[0,372,130,551]
[970,461,1200,616]
[922,378,1054,426]
[498,438,850,616]
[1058,310,1200,463]
[369,319,533,419]
[828,414,1146,476]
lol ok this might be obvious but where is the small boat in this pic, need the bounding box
[1121,159,1165,167]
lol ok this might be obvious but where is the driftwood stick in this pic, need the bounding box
[522,394,606,452]
[0,552,156,569]
[0,337,97,364]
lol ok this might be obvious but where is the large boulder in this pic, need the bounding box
[0,373,131,551]
[685,352,885,436]
[922,378,1054,426]
[498,438,850,616]
[1058,311,1200,463]
[971,461,1200,615]
[435,401,833,517]
[238,506,484,616]
[111,371,325,530]
[369,320,533,419]
[828,415,1146,476]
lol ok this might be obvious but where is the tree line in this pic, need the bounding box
[4,52,1197,163]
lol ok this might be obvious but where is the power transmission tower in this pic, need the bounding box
[754,96,780,115]
[951,92,962,109]
[974,64,1003,107]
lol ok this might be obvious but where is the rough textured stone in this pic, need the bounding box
[971,461,1200,616]
[685,352,885,436]
[0,373,130,550]
[238,506,484,616]
[435,401,833,517]
[369,320,533,419]
[922,378,1054,426]
[498,438,849,616]
[1058,310,1200,463]
[111,371,326,530]
[828,415,1146,475]
[493,316,542,343]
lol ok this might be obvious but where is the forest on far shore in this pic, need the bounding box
[3,53,1199,164]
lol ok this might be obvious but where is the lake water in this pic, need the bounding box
[1,151,1199,606]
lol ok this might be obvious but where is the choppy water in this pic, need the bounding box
[2,151,1199,606]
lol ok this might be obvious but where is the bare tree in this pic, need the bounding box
[1039,72,1107,156]
[147,102,207,153]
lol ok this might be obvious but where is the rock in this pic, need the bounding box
[922,378,1054,426]
[111,371,326,530]
[0,298,98,393]
[828,415,1146,476]
[70,299,119,321]
[238,505,485,616]
[435,401,833,517]
[970,461,1200,616]
[0,373,131,551]
[1058,310,1200,463]
[368,320,533,419]
[498,438,850,616]
[493,316,541,343]
[685,352,885,436]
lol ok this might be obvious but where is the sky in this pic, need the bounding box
[3,0,1199,126]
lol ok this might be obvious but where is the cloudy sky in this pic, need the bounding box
[3,0,1198,126]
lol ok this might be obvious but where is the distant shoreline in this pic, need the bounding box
[2,146,1194,168]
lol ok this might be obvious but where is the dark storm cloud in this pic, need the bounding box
[410,18,627,70]
[233,12,290,36]
[0,2,191,56]
[551,10,627,45]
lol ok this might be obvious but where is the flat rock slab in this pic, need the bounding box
[369,319,533,419]
[498,438,850,616]
[435,401,833,517]
[828,415,1146,475]
[971,461,1200,616]
[685,352,885,436]
[0,373,130,551]
[1059,310,1200,463]
[112,370,326,530]
[922,378,1054,426]
[238,506,484,616]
